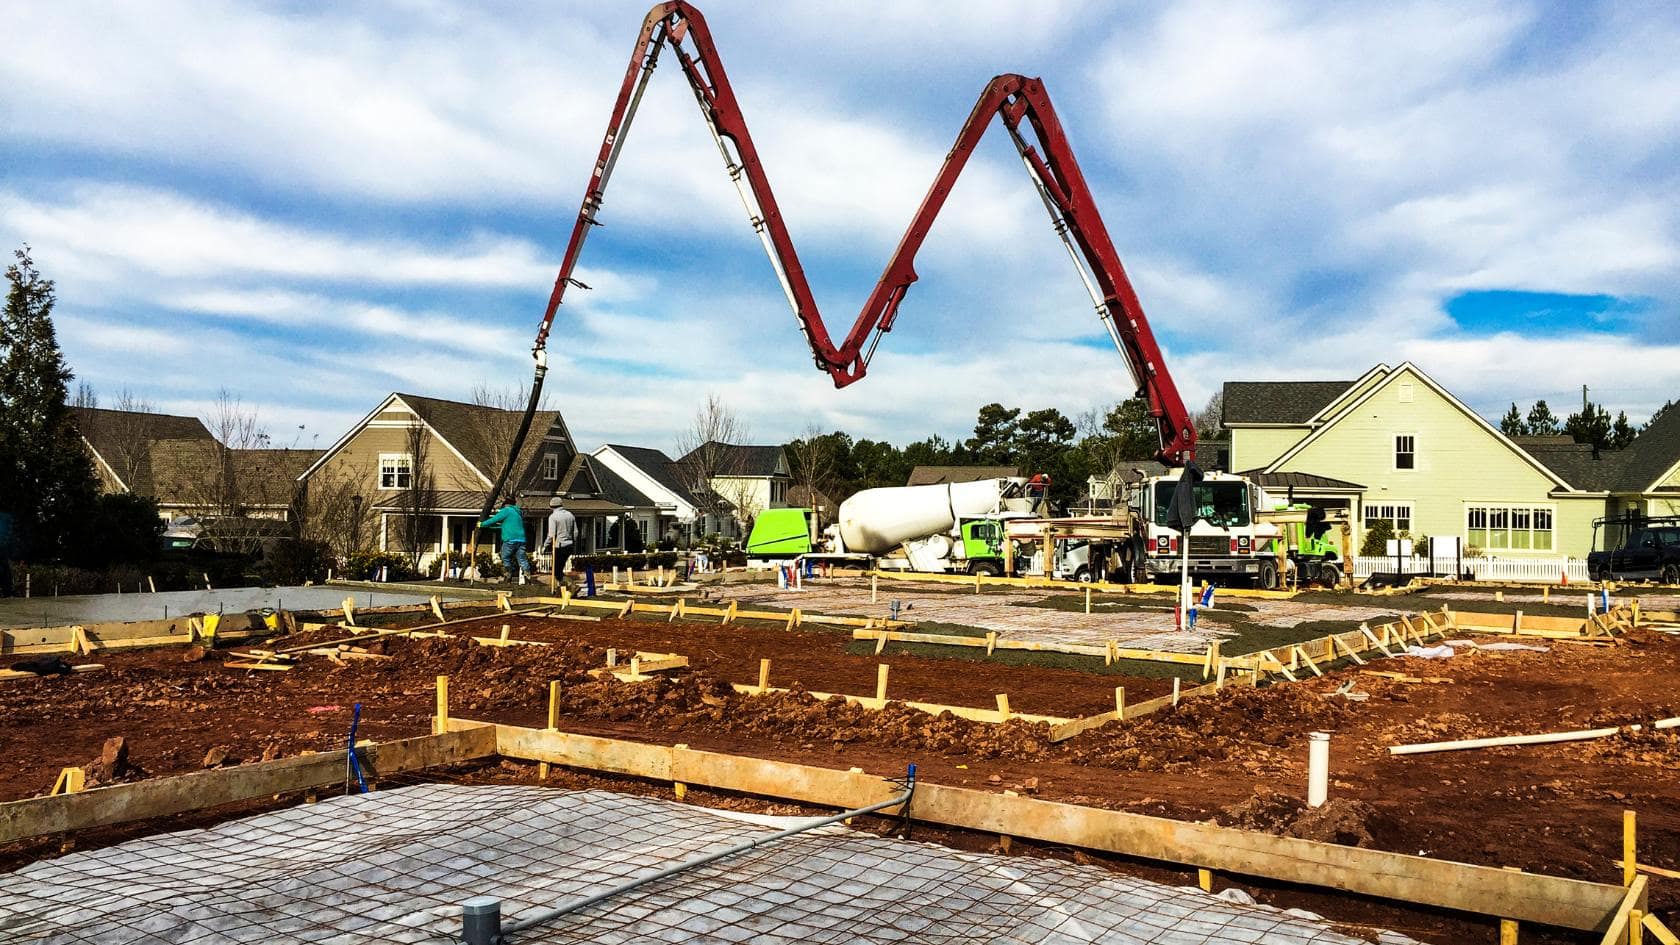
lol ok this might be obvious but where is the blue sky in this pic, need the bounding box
[3,0,1678,455]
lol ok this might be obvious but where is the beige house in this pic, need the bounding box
[1222,363,1680,558]
[73,405,313,524]
[299,392,650,566]
[674,442,791,535]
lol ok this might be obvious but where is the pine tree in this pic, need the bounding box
[1610,411,1636,450]
[1,247,98,560]
[1563,402,1613,454]
[1525,400,1559,436]
[1499,403,1524,436]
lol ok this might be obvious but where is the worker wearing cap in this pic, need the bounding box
[546,497,577,576]
[479,497,530,584]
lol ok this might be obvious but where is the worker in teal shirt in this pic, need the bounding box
[479,497,530,584]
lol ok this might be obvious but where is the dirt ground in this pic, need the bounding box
[3,590,1677,943]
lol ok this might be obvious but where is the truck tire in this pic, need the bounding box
[1317,563,1342,589]
[969,560,1003,577]
[1073,565,1091,583]
[1663,564,1680,586]
[1595,562,1615,582]
[1256,559,1279,590]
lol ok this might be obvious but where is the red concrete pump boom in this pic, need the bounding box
[483,1,1195,518]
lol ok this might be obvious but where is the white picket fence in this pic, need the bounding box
[1351,555,1590,583]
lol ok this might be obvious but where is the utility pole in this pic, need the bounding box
[1582,384,1589,413]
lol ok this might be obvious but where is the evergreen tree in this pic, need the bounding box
[1563,402,1613,453]
[1499,403,1524,436]
[0,247,98,560]
[965,403,1020,463]
[1610,411,1637,450]
[1525,400,1559,436]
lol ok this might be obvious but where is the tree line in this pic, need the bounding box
[783,393,1224,511]
[1498,397,1672,452]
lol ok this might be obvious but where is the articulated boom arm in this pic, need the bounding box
[517,1,1194,504]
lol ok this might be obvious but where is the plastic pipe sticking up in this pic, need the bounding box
[1307,732,1330,808]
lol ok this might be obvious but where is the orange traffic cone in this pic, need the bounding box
[1560,569,1568,586]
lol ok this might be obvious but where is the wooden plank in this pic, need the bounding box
[1598,877,1649,945]
[0,729,496,844]
[481,722,1630,932]
[729,683,1069,727]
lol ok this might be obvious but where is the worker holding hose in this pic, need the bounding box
[479,497,531,585]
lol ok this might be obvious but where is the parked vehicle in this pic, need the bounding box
[1128,470,1283,588]
[1588,515,1680,583]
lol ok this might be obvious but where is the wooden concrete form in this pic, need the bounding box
[533,593,912,631]
[0,728,496,845]
[1,616,272,657]
[459,719,1634,934]
[863,569,1303,600]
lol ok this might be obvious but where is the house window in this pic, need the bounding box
[542,453,560,481]
[1398,383,1414,403]
[1394,435,1415,470]
[378,453,413,490]
[1365,503,1413,534]
[1467,504,1553,552]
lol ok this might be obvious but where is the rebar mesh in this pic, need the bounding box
[0,784,1404,944]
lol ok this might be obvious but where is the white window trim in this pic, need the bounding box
[1463,501,1557,554]
[542,453,560,481]
[1393,433,1417,472]
[1363,501,1415,535]
[378,452,413,491]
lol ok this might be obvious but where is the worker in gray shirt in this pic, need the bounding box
[546,498,578,575]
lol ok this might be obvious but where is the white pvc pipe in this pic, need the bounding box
[1307,732,1330,808]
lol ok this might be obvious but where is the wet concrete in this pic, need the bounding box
[0,584,478,629]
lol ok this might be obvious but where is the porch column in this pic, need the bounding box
[379,513,389,551]
[440,514,451,570]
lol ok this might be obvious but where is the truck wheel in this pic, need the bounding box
[1317,564,1342,589]
[1595,563,1615,582]
[1073,565,1091,583]
[1663,564,1680,586]
[970,561,1003,577]
[1256,559,1279,590]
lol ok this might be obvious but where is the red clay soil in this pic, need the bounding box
[3,614,1679,943]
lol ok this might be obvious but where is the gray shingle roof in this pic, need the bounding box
[396,393,571,492]
[1238,470,1365,491]
[905,465,1019,486]
[604,444,698,504]
[1520,442,1623,492]
[586,456,658,508]
[71,406,215,494]
[1614,404,1680,491]
[676,442,788,478]
[1221,381,1355,425]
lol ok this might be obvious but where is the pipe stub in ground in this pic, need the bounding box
[462,896,501,945]
[1307,732,1330,808]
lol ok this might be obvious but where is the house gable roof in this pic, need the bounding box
[1263,362,1575,492]
[70,405,215,494]
[601,444,698,505]
[1221,380,1357,425]
[906,465,1019,486]
[676,442,788,478]
[1614,404,1680,492]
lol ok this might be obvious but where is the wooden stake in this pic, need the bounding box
[1198,867,1213,892]
[342,596,357,627]
[1203,641,1220,680]
[434,675,449,735]
[995,693,1010,720]
[986,631,998,656]
[1172,677,1181,707]
[147,575,156,593]
[758,658,771,694]
[1114,686,1125,719]
[870,573,878,602]
[1625,810,1638,887]
[876,663,889,703]
[499,624,511,645]
[538,679,561,780]
[429,595,445,623]
[1542,585,1550,603]
[1085,586,1092,614]
[1634,909,1646,945]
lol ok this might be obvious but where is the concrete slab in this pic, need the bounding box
[0,585,476,629]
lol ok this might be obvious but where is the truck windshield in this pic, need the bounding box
[1152,481,1250,528]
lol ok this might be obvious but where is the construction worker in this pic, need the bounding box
[479,497,530,584]
[546,497,577,577]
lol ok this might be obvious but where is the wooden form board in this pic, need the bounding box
[1,617,273,657]
[0,728,496,845]
[863,569,1302,601]
[728,683,1070,729]
[532,594,911,631]
[461,720,1631,933]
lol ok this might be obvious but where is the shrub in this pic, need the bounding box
[343,550,419,582]
[1359,520,1395,557]
[75,494,162,569]
[443,549,504,580]
[569,551,682,573]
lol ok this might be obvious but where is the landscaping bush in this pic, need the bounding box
[443,549,504,580]
[343,550,419,582]
[569,551,682,573]
[1359,520,1394,557]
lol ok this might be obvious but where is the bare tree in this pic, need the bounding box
[674,393,750,535]
[1193,389,1225,440]
[786,422,834,522]
[395,420,436,568]
[69,384,162,492]
[175,390,290,551]
[457,382,551,494]
[298,464,375,558]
